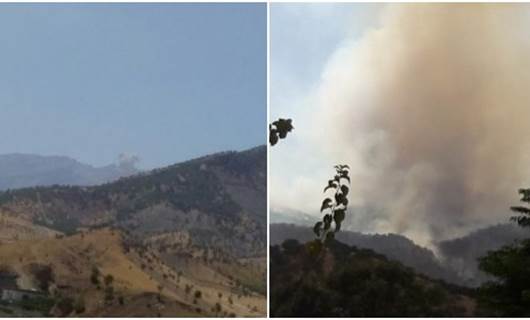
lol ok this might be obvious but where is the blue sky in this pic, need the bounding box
[0,3,266,169]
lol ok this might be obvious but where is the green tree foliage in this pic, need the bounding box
[269,118,293,146]
[270,239,469,317]
[314,165,350,242]
[477,188,530,316]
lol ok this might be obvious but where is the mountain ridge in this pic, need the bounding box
[271,238,475,317]
[0,145,267,316]
[0,153,139,191]
[271,221,530,287]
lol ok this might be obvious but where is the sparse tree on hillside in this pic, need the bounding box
[90,266,100,285]
[157,285,164,302]
[214,302,222,316]
[104,274,114,286]
[185,284,192,296]
[30,264,55,291]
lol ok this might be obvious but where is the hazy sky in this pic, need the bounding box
[0,3,266,169]
[271,3,530,247]
[270,3,382,214]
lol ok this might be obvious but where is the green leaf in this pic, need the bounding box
[320,198,332,212]
[313,222,323,237]
[340,185,349,196]
[519,188,530,202]
[510,206,530,215]
[274,118,294,139]
[335,193,348,207]
[324,180,338,192]
[334,209,345,231]
[340,172,350,183]
[269,129,278,146]
[323,214,332,230]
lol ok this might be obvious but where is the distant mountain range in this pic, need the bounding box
[270,209,315,226]
[437,223,530,286]
[272,221,530,287]
[0,153,139,190]
[271,223,463,285]
[0,146,266,316]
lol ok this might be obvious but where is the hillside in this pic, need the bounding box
[0,229,264,317]
[0,146,266,258]
[0,154,139,191]
[270,238,475,317]
[271,223,463,285]
[437,223,530,287]
[0,146,266,317]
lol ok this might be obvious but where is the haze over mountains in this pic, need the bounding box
[0,154,140,191]
[0,146,266,317]
[271,220,530,288]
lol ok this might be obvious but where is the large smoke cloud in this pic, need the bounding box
[302,4,530,247]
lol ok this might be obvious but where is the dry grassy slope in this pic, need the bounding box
[0,147,266,316]
[0,229,159,303]
[129,242,266,316]
[0,212,60,244]
[0,228,265,317]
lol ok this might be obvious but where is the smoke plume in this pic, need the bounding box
[308,4,530,246]
[118,153,140,171]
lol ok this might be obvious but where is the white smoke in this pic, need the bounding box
[273,4,530,247]
[118,153,140,170]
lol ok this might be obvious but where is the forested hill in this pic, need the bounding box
[0,145,267,258]
[271,238,476,317]
[271,223,463,284]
